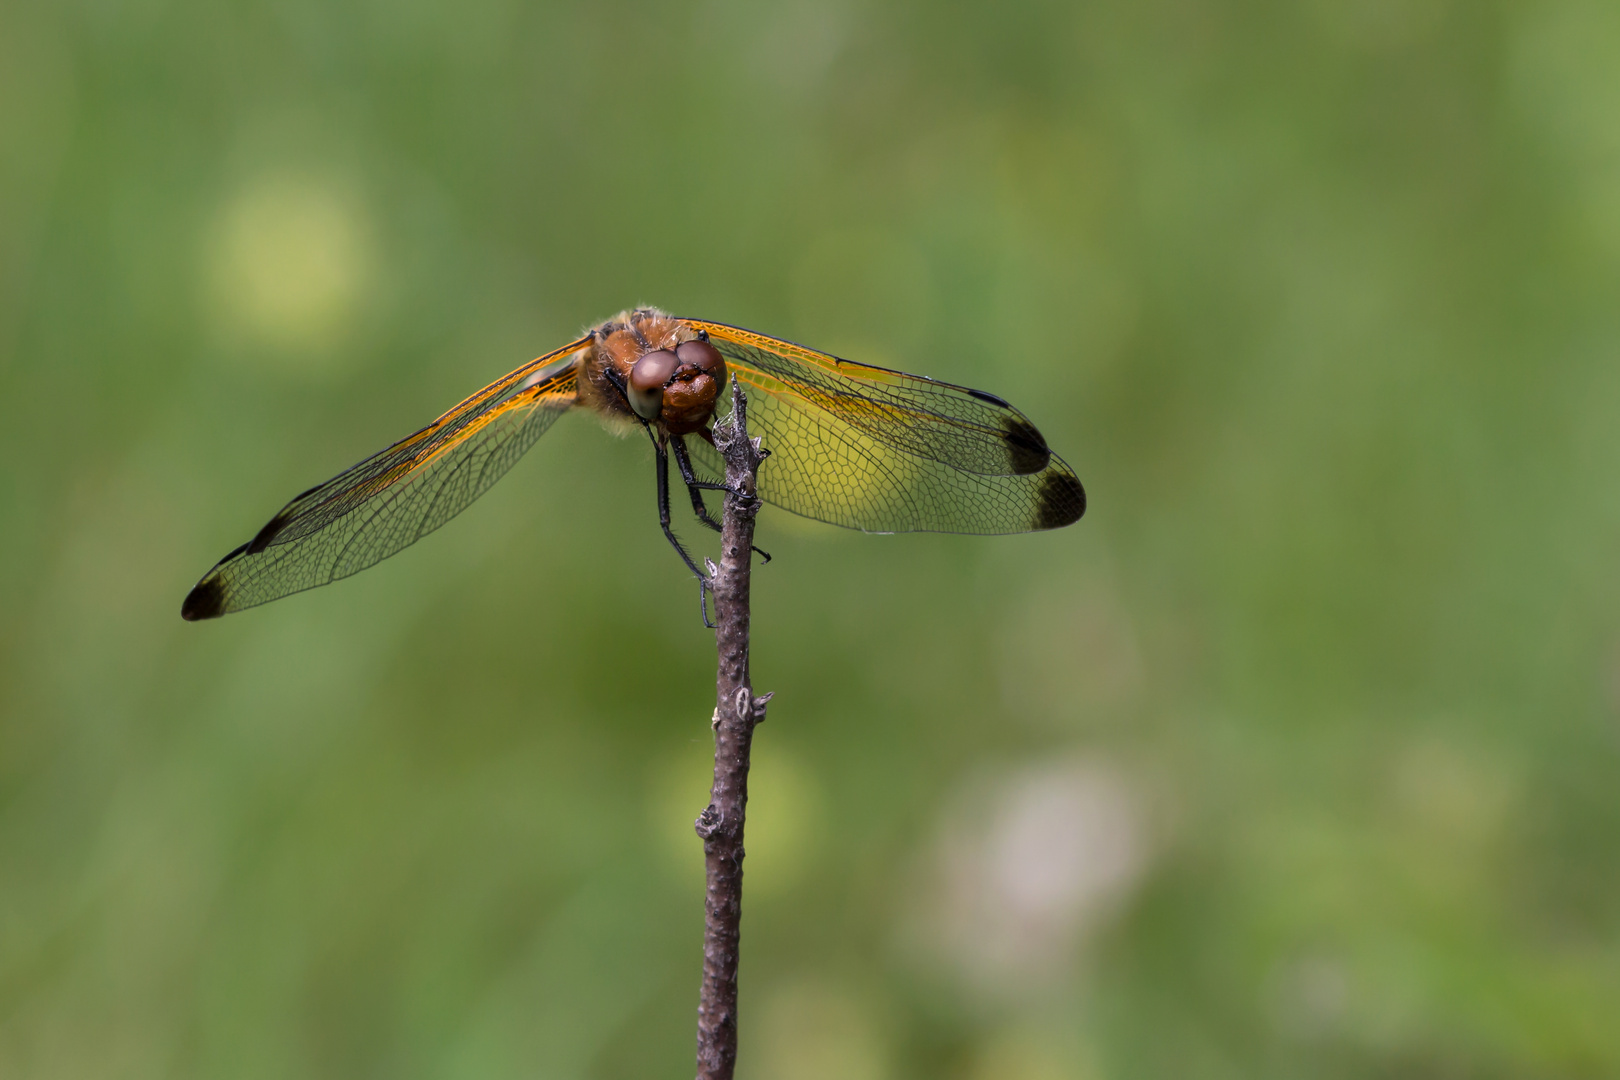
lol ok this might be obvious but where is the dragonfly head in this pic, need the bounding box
[628,337,727,434]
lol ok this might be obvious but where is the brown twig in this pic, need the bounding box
[693,376,771,1080]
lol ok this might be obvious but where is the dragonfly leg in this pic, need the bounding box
[671,435,771,564]
[674,433,755,502]
[655,435,716,629]
[670,437,724,532]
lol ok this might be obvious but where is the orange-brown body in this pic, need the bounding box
[572,308,725,436]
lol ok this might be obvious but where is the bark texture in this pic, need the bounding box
[694,378,771,1080]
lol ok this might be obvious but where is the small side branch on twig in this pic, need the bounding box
[694,377,771,1080]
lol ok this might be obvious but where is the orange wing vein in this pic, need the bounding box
[182,339,588,619]
[683,320,1085,535]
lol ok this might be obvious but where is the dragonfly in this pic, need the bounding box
[181,308,1086,621]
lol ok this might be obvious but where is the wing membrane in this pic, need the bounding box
[684,320,1085,535]
[183,341,587,619]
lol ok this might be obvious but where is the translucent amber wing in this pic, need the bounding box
[683,321,1085,535]
[182,341,587,619]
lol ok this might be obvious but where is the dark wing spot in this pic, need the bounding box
[1001,418,1052,475]
[1034,469,1086,530]
[245,513,290,555]
[968,388,1011,407]
[181,577,227,621]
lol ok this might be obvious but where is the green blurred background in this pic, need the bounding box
[4,0,1620,1076]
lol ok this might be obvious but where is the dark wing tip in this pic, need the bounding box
[181,577,227,621]
[1034,469,1086,530]
[245,513,290,555]
[1001,417,1052,475]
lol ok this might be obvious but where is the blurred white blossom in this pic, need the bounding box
[915,759,1148,998]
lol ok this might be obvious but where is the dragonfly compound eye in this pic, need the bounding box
[675,339,725,379]
[628,349,678,419]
